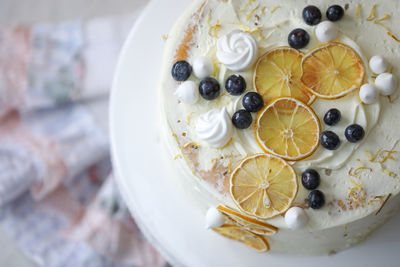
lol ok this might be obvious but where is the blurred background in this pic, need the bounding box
[0,0,169,266]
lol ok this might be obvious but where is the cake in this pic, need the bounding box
[158,0,400,254]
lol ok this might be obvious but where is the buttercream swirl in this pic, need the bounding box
[196,107,233,148]
[216,30,258,72]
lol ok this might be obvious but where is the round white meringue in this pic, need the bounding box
[284,207,308,230]
[193,56,213,79]
[174,81,199,104]
[205,207,225,229]
[369,55,388,74]
[315,21,339,43]
[216,30,258,72]
[196,107,233,148]
[359,83,379,104]
[375,73,397,96]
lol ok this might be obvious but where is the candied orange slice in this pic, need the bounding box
[213,224,270,252]
[301,42,365,99]
[217,205,278,235]
[254,47,315,105]
[230,154,297,219]
[255,97,320,161]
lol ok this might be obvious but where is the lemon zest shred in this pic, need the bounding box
[366,149,382,162]
[338,200,347,211]
[216,92,229,105]
[212,62,219,77]
[257,30,264,40]
[162,34,168,41]
[378,150,397,163]
[373,20,390,32]
[241,0,256,11]
[209,20,222,38]
[246,4,260,21]
[350,179,363,191]
[182,142,200,149]
[174,154,182,160]
[387,31,400,43]
[172,133,179,144]
[186,112,195,125]
[380,164,397,178]
[206,10,211,27]
[260,6,267,15]
[376,14,390,22]
[271,6,280,13]
[366,4,378,21]
[356,4,361,19]
[354,167,372,176]
[368,198,381,205]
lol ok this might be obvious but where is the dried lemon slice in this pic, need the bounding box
[217,205,278,236]
[213,224,270,252]
[301,42,365,99]
[230,154,297,219]
[254,47,315,105]
[255,97,320,161]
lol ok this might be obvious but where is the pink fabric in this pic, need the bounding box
[0,14,166,267]
[0,26,30,117]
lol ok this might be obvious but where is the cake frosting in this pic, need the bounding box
[159,0,400,254]
[174,80,199,104]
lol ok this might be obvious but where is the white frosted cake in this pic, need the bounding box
[159,0,400,254]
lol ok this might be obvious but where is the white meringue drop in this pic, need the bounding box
[284,207,309,230]
[205,207,225,229]
[375,73,397,96]
[359,83,379,104]
[196,107,233,148]
[174,81,199,104]
[216,30,258,71]
[193,56,213,79]
[315,21,339,43]
[369,56,388,74]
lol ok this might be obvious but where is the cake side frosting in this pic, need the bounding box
[159,0,400,254]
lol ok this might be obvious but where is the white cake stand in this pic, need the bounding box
[110,0,400,266]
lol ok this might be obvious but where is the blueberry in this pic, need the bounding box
[199,77,220,100]
[345,124,365,143]
[326,5,344,21]
[242,92,264,112]
[302,5,322,26]
[302,169,321,190]
[320,131,340,150]
[171,60,192,81]
[288,29,310,49]
[232,109,253,129]
[323,108,341,126]
[308,190,325,209]
[225,74,246,95]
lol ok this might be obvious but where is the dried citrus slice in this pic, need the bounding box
[301,42,365,99]
[230,154,297,219]
[254,47,315,105]
[213,224,270,252]
[255,97,320,161]
[217,205,278,235]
